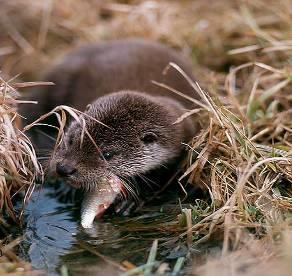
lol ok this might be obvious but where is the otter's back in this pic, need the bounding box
[22,40,196,121]
[20,39,197,148]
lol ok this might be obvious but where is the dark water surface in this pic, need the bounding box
[20,184,191,275]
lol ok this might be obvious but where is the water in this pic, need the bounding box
[21,186,77,275]
[20,183,189,275]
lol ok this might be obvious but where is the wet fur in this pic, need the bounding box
[20,39,199,211]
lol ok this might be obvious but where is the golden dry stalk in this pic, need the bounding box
[0,77,42,223]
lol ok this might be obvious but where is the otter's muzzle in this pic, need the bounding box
[56,162,77,177]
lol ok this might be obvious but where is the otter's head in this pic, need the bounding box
[51,91,188,191]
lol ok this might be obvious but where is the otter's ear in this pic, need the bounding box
[141,132,158,144]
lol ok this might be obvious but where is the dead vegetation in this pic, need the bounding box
[177,58,292,246]
[0,77,41,224]
[0,78,42,274]
[0,0,292,274]
[0,236,43,275]
[192,229,292,276]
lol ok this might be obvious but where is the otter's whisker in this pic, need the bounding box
[117,178,128,201]
[37,156,50,160]
[36,129,57,142]
[120,177,140,204]
[136,173,160,190]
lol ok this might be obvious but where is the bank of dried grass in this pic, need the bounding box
[0,78,43,273]
[0,78,42,224]
[178,58,292,246]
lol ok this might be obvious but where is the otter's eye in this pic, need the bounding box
[141,132,158,144]
[102,151,115,161]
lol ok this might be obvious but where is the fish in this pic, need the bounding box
[80,176,122,228]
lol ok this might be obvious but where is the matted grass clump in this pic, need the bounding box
[0,78,42,272]
[0,78,41,225]
[180,60,292,245]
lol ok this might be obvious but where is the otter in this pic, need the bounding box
[20,39,199,227]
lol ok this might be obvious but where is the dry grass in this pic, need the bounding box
[0,0,290,79]
[0,0,292,274]
[177,59,292,247]
[0,236,43,275]
[0,78,43,273]
[192,229,292,276]
[0,77,42,223]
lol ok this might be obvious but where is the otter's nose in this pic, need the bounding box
[56,162,77,177]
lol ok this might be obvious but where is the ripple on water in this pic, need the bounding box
[21,184,185,275]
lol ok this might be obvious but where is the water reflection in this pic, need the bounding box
[22,186,78,275]
[21,183,186,275]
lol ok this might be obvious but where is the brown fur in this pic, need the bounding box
[20,39,199,208]
[51,91,194,189]
[20,39,197,147]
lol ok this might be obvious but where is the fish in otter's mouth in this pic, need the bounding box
[80,175,123,228]
[51,91,191,228]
